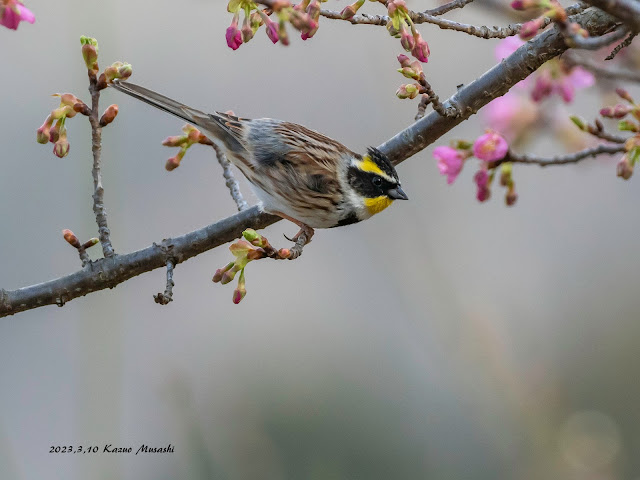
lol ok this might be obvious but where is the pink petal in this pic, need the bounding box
[16,4,35,23]
[568,66,595,88]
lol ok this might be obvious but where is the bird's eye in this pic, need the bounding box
[372,177,383,187]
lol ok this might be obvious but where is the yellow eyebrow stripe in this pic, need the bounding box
[358,155,393,181]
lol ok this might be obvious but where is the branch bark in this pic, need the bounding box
[0,7,618,318]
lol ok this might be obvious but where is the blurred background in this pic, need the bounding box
[1,1,639,479]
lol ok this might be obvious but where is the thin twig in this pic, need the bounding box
[415,94,430,121]
[417,74,460,117]
[154,259,175,305]
[565,26,629,49]
[211,143,249,212]
[423,0,476,17]
[583,0,640,32]
[319,3,586,39]
[565,52,640,82]
[605,31,637,59]
[501,143,625,166]
[88,79,115,258]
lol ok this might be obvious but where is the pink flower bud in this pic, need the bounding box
[232,269,247,304]
[226,13,243,50]
[473,132,509,162]
[505,186,518,206]
[519,17,544,40]
[411,35,430,63]
[165,156,181,171]
[600,104,631,119]
[400,25,415,51]
[397,54,411,68]
[474,169,491,202]
[616,87,635,104]
[265,20,279,43]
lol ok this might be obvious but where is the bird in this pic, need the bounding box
[110,80,408,249]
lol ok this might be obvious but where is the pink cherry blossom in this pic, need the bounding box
[484,93,538,141]
[0,0,35,30]
[473,132,509,162]
[434,146,464,185]
[494,36,524,62]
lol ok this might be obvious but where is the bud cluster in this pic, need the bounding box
[81,36,132,89]
[162,124,215,171]
[395,54,429,100]
[226,0,323,50]
[62,229,99,265]
[385,0,430,63]
[511,0,586,43]
[36,93,90,158]
[212,229,290,304]
[600,88,640,180]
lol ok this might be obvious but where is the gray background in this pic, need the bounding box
[1,1,639,479]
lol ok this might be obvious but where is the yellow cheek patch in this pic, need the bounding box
[364,196,394,215]
[359,155,386,178]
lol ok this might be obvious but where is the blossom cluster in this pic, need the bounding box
[162,124,214,171]
[511,0,587,42]
[213,229,291,304]
[434,132,517,205]
[35,37,131,159]
[225,0,322,50]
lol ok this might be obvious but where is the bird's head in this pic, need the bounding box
[347,147,408,216]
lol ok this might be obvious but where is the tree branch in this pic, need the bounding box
[583,0,640,32]
[0,7,618,318]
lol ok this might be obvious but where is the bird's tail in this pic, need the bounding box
[110,80,246,154]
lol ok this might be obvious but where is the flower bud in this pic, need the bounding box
[212,262,234,283]
[396,83,420,99]
[53,139,70,158]
[278,20,290,46]
[278,248,291,259]
[265,20,279,43]
[618,120,639,132]
[166,156,181,171]
[397,67,420,80]
[162,135,187,147]
[73,101,91,116]
[241,18,254,42]
[99,104,119,127]
[36,116,54,144]
[505,186,518,206]
[82,238,100,249]
[232,269,247,304]
[616,87,634,104]
[340,4,357,19]
[617,156,633,180]
[519,17,544,40]
[400,25,414,51]
[397,54,412,68]
[80,36,99,74]
[569,115,586,131]
[600,104,631,119]
[62,229,81,249]
[242,228,261,243]
[410,36,430,63]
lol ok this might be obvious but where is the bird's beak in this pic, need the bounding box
[387,186,408,200]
